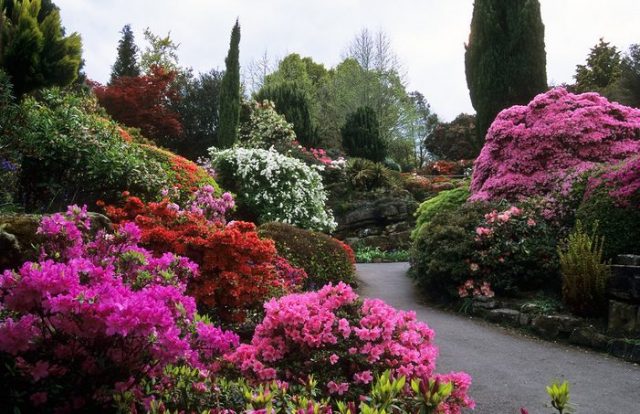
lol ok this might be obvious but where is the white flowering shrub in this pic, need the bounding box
[209,147,336,231]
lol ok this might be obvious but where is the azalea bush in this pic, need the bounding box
[0,205,238,412]
[105,193,305,323]
[210,147,336,231]
[226,283,474,412]
[259,221,356,289]
[471,88,640,202]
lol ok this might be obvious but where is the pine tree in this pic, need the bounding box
[0,0,81,97]
[341,106,387,162]
[110,24,140,82]
[465,0,547,143]
[217,19,241,148]
[574,38,621,93]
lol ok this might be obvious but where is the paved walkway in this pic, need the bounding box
[356,263,640,414]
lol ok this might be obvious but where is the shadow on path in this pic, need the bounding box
[356,262,640,414]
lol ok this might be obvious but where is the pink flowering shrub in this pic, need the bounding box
[471,88,640,202]
[226,283,474,412]
[0,205,238,412]
[472,205,559,293]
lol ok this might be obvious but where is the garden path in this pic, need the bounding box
[356,262,640,414]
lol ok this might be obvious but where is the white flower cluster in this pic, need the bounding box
[210,147,337,232]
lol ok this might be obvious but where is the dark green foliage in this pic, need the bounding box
[576,187,640,259]
[9,89,167,212]
[258,221,356,288]
[341,106,387,162]
[424,113,479,160]
[410,202,488,299]
[171,69,223,160]
[613,44,640,108]
[110,24,140,82]
[0,0,82,97]
[255,82,319,147]
[574,38,621,94]
[0,69,20,210]
[465,0,547,142]
[345,158,396,192]
[217,19,241,149]
[411,185,470,240]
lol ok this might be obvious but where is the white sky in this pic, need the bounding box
[56,0,640,121]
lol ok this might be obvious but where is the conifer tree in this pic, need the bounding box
[110,24,140,82]
[465,0,547,143]
[341,106,387,162]
[217,19,241,148]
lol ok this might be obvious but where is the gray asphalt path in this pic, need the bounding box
[356,263,640,414]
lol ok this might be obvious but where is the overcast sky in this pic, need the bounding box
[56,0,640,121]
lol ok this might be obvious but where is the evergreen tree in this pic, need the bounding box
[255,82,318,147]
[0,0,81,97]
[217,19,241,148]
[465,0,547,143]
[110,24,140,82]
[341,106,387,163]
[574,38,621,93]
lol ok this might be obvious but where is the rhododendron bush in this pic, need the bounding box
[104,192,306,323]
[226,283,474,412]
[471,88,640,202]
[0,206,238,412]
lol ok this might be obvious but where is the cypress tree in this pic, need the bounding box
[465,0,547,143]
[341,106,387,163]
[110,24,140,82]
[217,19,241,148]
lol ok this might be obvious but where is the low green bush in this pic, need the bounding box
[411,184,470,239]
[355,246,410,263]
[345,158,397,192]
[258,221,356,289]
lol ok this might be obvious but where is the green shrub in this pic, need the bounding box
[341,106,387,163]
[258,221,356,289]
[558,221,610,317]
[411,185,470,240]
[576,164,640,259]
[11,89,169,211]
[410,202,487,299]
[355,246,410,263]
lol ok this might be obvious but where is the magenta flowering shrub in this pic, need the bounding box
[184,186,235,222]
[471,88,640,202]
[226,283,474,412]
[0,206,238,412]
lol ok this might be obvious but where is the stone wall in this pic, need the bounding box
[333,191,418,251]
[608,254,640,337]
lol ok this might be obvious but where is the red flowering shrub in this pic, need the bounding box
[226,283,474,412]
[471,88,640,202]
[105,196,304,322]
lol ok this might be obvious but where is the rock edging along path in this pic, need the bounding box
[356,263,640,414]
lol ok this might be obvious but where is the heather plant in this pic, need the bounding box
[558,221,610,317]
[226,283,474,412]
[0,205,239,412]
[411,185,470,240]
[259,221,356,289]
[210,147,336,231]
[471,88,640,202]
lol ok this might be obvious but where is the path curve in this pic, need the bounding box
[356,262,640,414]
